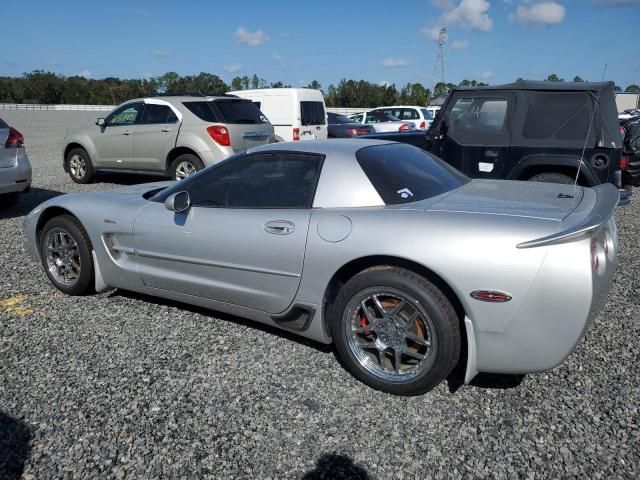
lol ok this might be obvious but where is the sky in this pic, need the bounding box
[1,0,639,90]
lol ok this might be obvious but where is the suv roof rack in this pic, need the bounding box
[154,91,207,97]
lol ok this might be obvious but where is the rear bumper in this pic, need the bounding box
[0,152,32,195]
[474,218,617,375]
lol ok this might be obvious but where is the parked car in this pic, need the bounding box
[0,118,31,206]
[228,88,328,142]
[62,94,273,182]
[364,81,630,200]
[367,106,434,130]
[25,140,618,396]
[327,112,374,138]
[349,111,414,133]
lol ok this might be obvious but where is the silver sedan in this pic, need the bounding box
[23,140,618,395]
[0,118,31,206]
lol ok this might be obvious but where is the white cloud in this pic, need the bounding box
[420,25,446,41]
[151,49,171,58]
[224,64,242,73]
[510,2,566,26]
[235,26,269,47]
[77,70,92,79]
[479,69,494,80]
[271,52,284,62]
[442,0,493,31]
[382,57,409,68]
[451,39,469,49]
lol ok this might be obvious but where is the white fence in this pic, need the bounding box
[0,103,115,111]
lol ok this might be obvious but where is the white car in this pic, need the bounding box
[368,106,435,130]
[229,88,328,142]
[348,111,414,133]
[0,118,31,207]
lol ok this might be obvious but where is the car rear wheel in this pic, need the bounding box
[66,147,95,184]
[528,172,574,184]
[331,267,460,396]
[169,154,204,181]
[40,215,95,295]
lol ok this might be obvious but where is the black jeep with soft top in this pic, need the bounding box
[365,81,631,200]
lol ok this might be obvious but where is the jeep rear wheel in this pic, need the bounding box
[528,172,574,184]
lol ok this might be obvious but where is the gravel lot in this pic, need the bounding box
[1,110,639,479]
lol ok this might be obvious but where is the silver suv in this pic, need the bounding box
[63,94,274,182]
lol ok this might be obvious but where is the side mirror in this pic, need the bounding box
[165,191,191,213]
[96,118,105,127]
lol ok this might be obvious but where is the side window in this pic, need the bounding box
[184,153,323,209]
[522,92,590,140]
[106,103,143,126]
[403,109,419,120]
[140,104,178,124]
[449,97,507,133]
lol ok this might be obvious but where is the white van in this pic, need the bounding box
[228,88,328,142]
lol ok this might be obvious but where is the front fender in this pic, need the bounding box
[63,130,101,170]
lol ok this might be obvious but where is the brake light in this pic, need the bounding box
[399,123,410,132]
[620,126,626,138]
[620,154,630,171]
[347,128,370,136]
[419,121,426,129]
[293,128,300,141]
[206,125,230,146]
[5,127,24,148]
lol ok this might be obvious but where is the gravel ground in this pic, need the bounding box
[1,110,639,479]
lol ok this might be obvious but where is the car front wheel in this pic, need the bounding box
[39,215,95,295]
[331,267,460,396]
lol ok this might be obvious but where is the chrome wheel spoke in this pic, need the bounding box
[394,348,402,373]
[406,331,430,347]
[402,348,425,361]
[372,295,387,315]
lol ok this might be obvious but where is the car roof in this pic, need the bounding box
[455,80,614,92]
[248,138,392,157]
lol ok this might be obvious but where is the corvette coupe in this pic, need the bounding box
[24,140,618,395]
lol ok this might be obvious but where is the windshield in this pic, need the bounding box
[356,144,469,205]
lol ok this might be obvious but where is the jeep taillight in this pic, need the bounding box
[206,125,230,146]
[293,128,300,141]
[5,127,24,148]
[620,154,630,171]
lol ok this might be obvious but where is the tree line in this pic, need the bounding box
[0,70,638,107]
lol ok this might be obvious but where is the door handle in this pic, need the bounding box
[264,220,295,235]
[161,127,172,132]
[123,130,132,136]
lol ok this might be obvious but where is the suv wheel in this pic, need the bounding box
[66,147,95,184]
[528,172,574,184]
[169,154,204,181]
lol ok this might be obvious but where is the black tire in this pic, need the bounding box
[39,215,95,295]
[330,266,460,396]
[169,153,204,180]
[2,192,20,207]
[528,172,574,184]
[66,147,95,184]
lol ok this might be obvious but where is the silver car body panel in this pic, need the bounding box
[0,126,32,195]
[25,140,618,383]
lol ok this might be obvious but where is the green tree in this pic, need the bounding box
[545,74,565,82]
[573,75,584,82]
[251,74,260,89]
[625,84,640,94]
[307,80,322,90]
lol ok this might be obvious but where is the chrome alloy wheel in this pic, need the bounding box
[175,161,197,180]
[344,288,436,382]
[68,154,86,179]
[44,228,81,287]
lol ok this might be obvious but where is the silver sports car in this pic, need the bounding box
[23,140,618,395]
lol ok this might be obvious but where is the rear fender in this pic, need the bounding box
[508,154,599,186]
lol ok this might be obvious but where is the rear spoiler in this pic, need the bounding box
[517,184,619,249]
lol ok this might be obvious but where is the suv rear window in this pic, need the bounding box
[300,101,325,126]
[183,101,220,122]
[214,100,268,124]
[356,144,469,205]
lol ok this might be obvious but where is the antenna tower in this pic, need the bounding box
[432,27,447,92]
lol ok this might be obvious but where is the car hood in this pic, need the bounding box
[428,179,585,221]
[108,181,176,196]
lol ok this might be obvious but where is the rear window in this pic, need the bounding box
[329,113,354,124]
[356,144,469,205]
[214,100,268,124]
[421,108,434,120]
[300,101,326,126]
[0,118,8,129]
[522,92,590,140]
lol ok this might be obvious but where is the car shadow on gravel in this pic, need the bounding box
[110,289,334,354]
[0,412,33,480]
[0,187,65,220]
[302,453,372,480]
[447,361,525,393]
[97,171,166,186]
